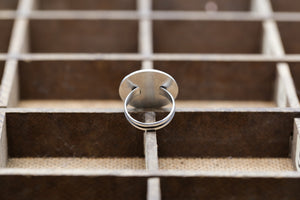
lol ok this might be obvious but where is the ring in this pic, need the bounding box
[124,86,175,131]
[119,69,178,131]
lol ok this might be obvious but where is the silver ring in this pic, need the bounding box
[119,69,178,131]
[124,86,176,131]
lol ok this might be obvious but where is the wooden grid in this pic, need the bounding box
[0,0,300,199]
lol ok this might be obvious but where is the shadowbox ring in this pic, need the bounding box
[119,69,178,131]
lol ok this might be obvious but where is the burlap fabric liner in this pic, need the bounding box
[7,157,294,171]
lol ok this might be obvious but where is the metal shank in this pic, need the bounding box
[124,86,176,131]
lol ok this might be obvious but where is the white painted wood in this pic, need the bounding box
[252,0,300,108]
[0,0,35,107]
[144,112,159,170]
[138,0,161,198]
[292,119,300,171]
[147,178,161,200]
[0,168,299,177]
[0,113,7,168]
[144,112,160,200]
[138,0,153,69]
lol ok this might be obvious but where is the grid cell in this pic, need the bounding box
[0,20,13,53]
[17,60,140,107]
[153,20,263,54]
[271,0,300,12]
[36,0,136,10]
[155,61,276,103]
[0,0,18,10]
[28,20,138,53]
[153,0,251,11]
[277,22,300,54]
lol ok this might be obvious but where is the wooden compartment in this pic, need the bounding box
[0,175,147,200]
[35,0,136,10]
[160,176,300,200]
[153,0,251,11]
[0,20,13,53]
[157,111,298,158]
[0,0,18,10]
[2,110,298,172]
[277,22,300,54]
[156,111,298,172]
[16,60,140,108]
[153,20,263,53]
[289,63,300,100]
[1,0,300,198]
[4,112,145,169]
[28,20,138,53]
[271,0,300,12]
[155,61,277,108]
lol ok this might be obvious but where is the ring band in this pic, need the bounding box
[124,86,176,131]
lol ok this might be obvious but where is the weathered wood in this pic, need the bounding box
[0,0,35,107]
[0,112,7,167]
[36,0,136,10]
[0,60,18,107]
[0,176,147,200]
[17,100,275,109]
[4,10,300,22]
[18,60,140,100]
[292,119,300,171]
[138,0,161,198]
[147,178,161,200]
[0,0,300,198]
[139,0,153,69]
[253,0,300,108]
[144,112,159,170]
[2,109,299,158]
[160,176,300,200]
[12,53,300,62]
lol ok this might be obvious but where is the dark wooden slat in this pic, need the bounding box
[4,110,300,158]
[0,0,18,10]
[277,22,300,54]
[29,20,138,53]
[161,177,300,200]
[6,112,144,157]
[0,176,147,200]
[0,20,13,53]
[153,0,251,11]
[153,20,262,54]
[157,111,300,157]
[155,61,276,101]
[271,0,300,12]
[19,60,140,99]
[37,0,136,10]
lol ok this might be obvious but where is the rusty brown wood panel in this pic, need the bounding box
[38,0,136,10]
[29,20,138,53]
[0,20,13,53]
[153,0,251,11]
[0,0,18,10]
[277,22,300,54]
[5,110,300,158]
[289,63,300,100]
[271,0,300,12]
[0,175,147,200]
[153,20,262,54]
[155,61,276,100]
[6,112,144,157]
[19,60,141,99]
[157,111,300,157]
[160,177,300,200]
